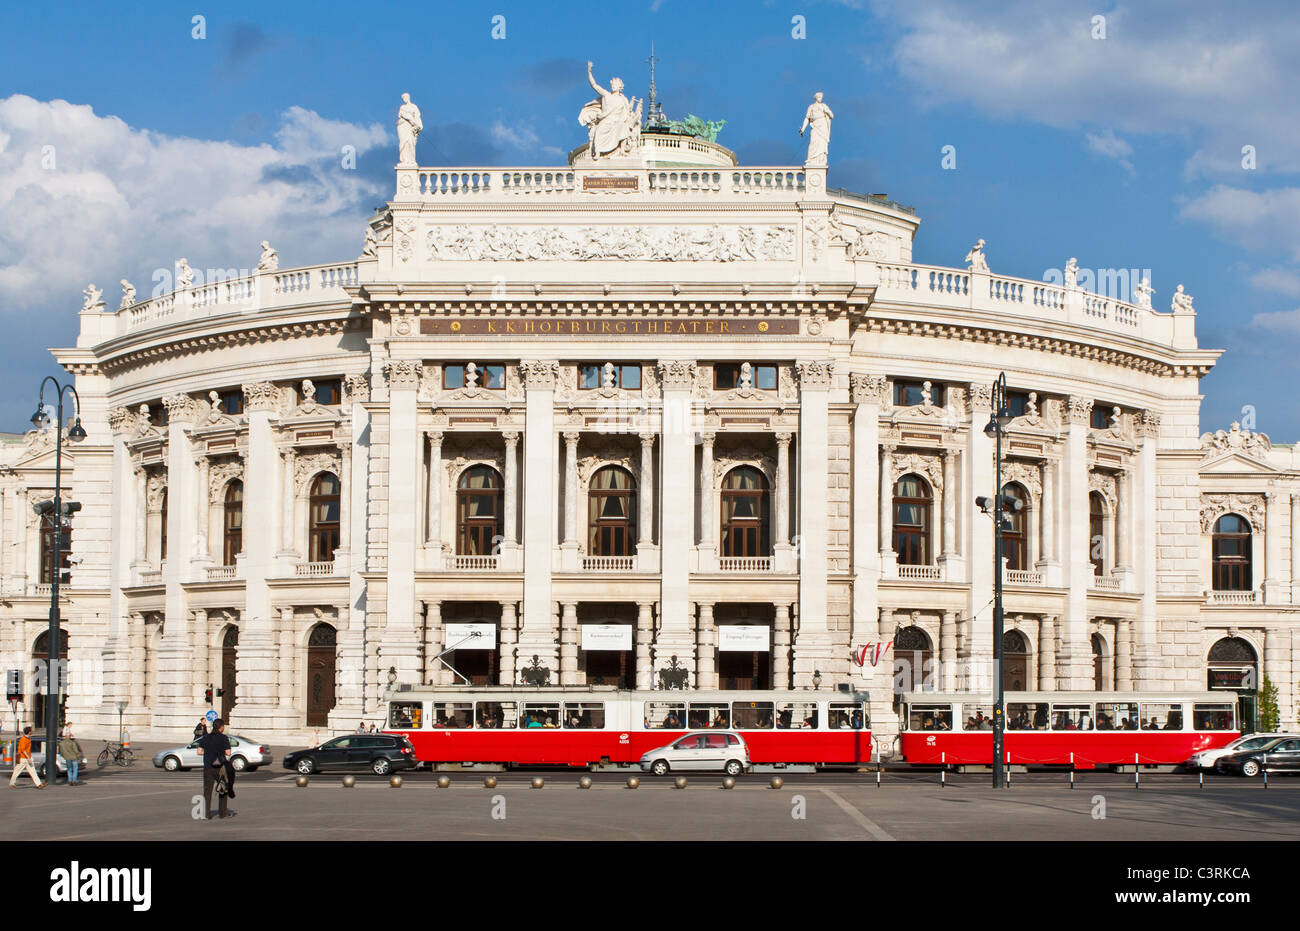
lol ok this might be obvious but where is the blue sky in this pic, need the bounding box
[2,0,1299,438]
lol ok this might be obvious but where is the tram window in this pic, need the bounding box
[1050,704,1093,731]
[908,704,953,731]
[961,706,993,730]
[1095,702,1140,731]
[731,702,774,729]
[828,702,867,729]
[645,702,686,728]
[1008,702,1049,730]
[389,702,423,729]
[563,702,605,729]
[689,703,730,729]
[475,701,515,729]
[1193,704,1235,731]
[522,703,561,728]
[431,703,473,729]
[776,702,818,729]
[1140,703,1182,731]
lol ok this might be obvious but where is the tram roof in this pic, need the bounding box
[898,690,1229,703]
[386,686,867,702]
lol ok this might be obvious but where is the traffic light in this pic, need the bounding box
[5,669,21,702]
[204,686,214,705]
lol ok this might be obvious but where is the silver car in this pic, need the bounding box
[152,735,272,772]
[639,730,750,776]
[1186,732,1300,772]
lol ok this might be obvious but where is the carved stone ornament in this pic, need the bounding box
[1067,396,1094,425]
[1139,410,1161,439]
[201,391,236,427]
[384,360,423,390]
[891,452,943,492]
[1200,494,1265,533]
[804,217,827,262]
[108,406,139,435]
[656,361,697,390]
[520,361,560,390]
[444,442,504,481]
[1001,460,1043,498]
[967,383,992,413]
[295,451,342,491]
[343,374,370,405]
[208,459,245,504]
[146,471,168,510]
[395,217,417,263]
[714,446,776,483]
[242,382,280,412]
[1088,470,1117,508]
[1200,422,1271,459]
[796,360,834,389]
[162,393,197,424]
[426,224,796,263]
[132,403,161,439]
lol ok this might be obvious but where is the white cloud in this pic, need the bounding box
[1084,129,1134,175]
[0,95,390,312]
[1248,267,1300,298]
[1247,307,1300,336]
[490,120,540,151]
[1178,186,1300,261]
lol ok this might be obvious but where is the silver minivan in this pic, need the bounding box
[639,730,750,776]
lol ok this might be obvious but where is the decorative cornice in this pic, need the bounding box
[849,373,888,405]
[98,317,361,376]
[520,360,560,389]
[656,361,697,390]
[384,360,423,390]
[1068,396,1094,426]
[1200,493,1266,533]
[162,393,198,424]
[796,360,834,389]
[242,382,280,412]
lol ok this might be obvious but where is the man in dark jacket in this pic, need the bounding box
[197,718,236,819]
[194,719,207,741]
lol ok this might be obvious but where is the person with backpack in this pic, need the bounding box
[196,718,236,819]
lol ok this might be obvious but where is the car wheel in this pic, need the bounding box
[372,757,392,776]
[724,759,744,777]
[296,758,315,775]
[651,759,670,776]
[1242,759,1261,778]
[162,756,181,772]
[230,756,247,772]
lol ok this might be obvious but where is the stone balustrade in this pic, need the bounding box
[294,561,337,578]
[582,555,636,571]
[718,556,774,572]
[897,564,941,581]
[1206,589,1258,605]
[1005,569,1044,586]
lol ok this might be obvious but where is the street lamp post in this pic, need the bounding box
[30,378,87,785]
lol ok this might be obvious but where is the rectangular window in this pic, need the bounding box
[1192,703,1235,731]
[579,364,641,389]
[313,379,342,406]
[1139,703,1182,731]
[644,702,686,728]
[1095,702,1140,731]
[730,702,774,729]
[388,702,423,729]
[1050,704,1094,731]
[521,703,561,728]
[687,703,730,729]
[907,704,953,731]
[444,364,506,390]
[828,702,868,729]
[475,701,515,729]
[429,702,473,729]
[893,380,944,407]
[1091,404,1112,429]
[217,390,244,415]
[713,363,777,390]
[563,703,605,729]
[1007,702,1050,730]
[776,702,819,729]
[1003,391,1031,418]
[148,402,169,426]
[961,706,993,730]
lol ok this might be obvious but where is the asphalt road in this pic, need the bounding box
[10,762,1300,841]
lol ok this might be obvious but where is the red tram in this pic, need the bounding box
[384,687,873,769]
[900,691,1239,769]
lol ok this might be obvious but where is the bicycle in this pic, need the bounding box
[96,741,135,767]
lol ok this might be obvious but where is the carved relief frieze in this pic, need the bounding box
[891,452,944,492]
[1200,422,1271,459]
[208,459,245,504]
[1199,494,1266,533]
[425,224,796,263]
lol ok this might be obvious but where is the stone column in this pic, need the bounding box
[774,431,792,557]
[338,442,352,556]
[773,603,791,689]
[965,383,994,678]
[277,609,295,711]
[499,601,517,686]
[127,613,146,711]
[792,361,834,688]
[637,434,657,561]
[1113,469,1134,592]
[635,602,654,689]
[280,448,296,554]
[699,431,716,555]
[423,601,441,685]
[1291,495,1300,605]
[192,609,210,703]
[502,432,519,546]
[849,375,885,670]
[1264,491,1285,604]
[155,394,198,729]
[879,444,896,564]
[1060,398,1094,687]
[940,611,957,691]
[520,361,559,676]
[561,432,580,568]
[425,431,443,548]
[1133,411,1161,686]
[383,360,423,685]
[328,603,364,729]
[194,455,210,566]
[940,448,957,562]
[696,603,716,689]
[1037,458,1057,568]
[133,467,148,566]
[655,362,698,674]
[1116,617,1133,691]
[560,601,579,686]
[1038,615,1056,690]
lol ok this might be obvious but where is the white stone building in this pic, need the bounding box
[2,96,1297,743]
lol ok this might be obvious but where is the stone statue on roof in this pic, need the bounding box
[800,92,834,168]
[396,92,422,166]
[580,61,642,160]
[964,238,989,273]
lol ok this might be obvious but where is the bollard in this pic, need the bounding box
[579,775,593,789]
[437,775,451,789]
[769,776,783,790]
[876,765,881,788]
[390,775,403,788]
[1263,754,1268,789]
[342,774,356,788]
[295,775,309,787]
[483,775,498,789]
[1199,769,1203,790]
[1005,751,1011,787]
[626,776,640,789]
[721,776,736,790]
[1069,753,1074,790]
[676,776,689,790]
[940,752,945,788]
[1134,754,1139,790]
[531,776,544,789]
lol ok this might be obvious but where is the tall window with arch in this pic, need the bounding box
[1211,514,1252,591]
[892,473,932,565]
[720,466,770,558]
[308,472,341,563]
[1000,483,1029,571]
[588,466,636,556]
[457,465,503,556]
[38,509,72,585]
[222,480,244,567]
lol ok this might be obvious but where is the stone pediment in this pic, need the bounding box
[1198,450,1281,477]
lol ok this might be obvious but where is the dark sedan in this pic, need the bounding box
[1215,737,1300,777]
[283,734,417,776]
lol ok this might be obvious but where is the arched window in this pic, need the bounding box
[1207,636,1257,690]
[222,480,243,567]
[588,466,637,556]
[1003,630,1029,691]
[892,474,932,565]
[308,472,341,563]
[1089,492,1106,576]
[39,510,72,585]
[1211,514,1252,591]
[894,626,933,692]
[720,466,770,558]
[457,465,503,556]
[1000,483,1029,571]
[1091,633,1106,690]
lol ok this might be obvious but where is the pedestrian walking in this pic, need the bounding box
[59,726,86,786]
[8,726,45,789]
[355,721,366,734]
[197,718,236,819]
[194,719,208,741]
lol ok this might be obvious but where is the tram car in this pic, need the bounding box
[384,687,872,769]
[899,691,1240,769]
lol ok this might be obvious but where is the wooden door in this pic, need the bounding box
[306,624,337,727]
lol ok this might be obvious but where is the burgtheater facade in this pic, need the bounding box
[2,82,1299,743]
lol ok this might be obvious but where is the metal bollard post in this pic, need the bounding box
[1005,750,1011,788]
[941,752,945,788]
[1263,753,1268,790]
[1069,752,1074,790]
[1134,753,1139,790]
[1199,769,1204,790]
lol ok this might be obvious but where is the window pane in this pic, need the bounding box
[730,702,774,729]
[483,365,506,389]
[388,702,423,729]
[1095,702,1140,730]
[1192,704,1235,731]
[828,702,868,729]
[579,365,601,389]
[754,366,777,390]
[776,703,818,729]
[645,702,686,728]
[444,365,465,388]
[563,703,605,729]
[521,704,561,728]
[687,703,730,728]
[475,701,515,728]
[908,705,953,731]
[1050,704,1094,731]
[714,364,739,389]
[1007,702,1049,730]
[962,706,993,730]
[621,365,641,389]
[1138,703,1181,731]
[430,703,473,728]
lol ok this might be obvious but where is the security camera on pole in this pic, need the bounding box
[974,372,1020,789]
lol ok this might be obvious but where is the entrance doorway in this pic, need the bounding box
[220,626,238,722]
[583,650,631,687]
[447,649,497,686]
[306,623,337,727]
[718,651,771,690]
[1003,630,1030,691]
[32,629,69,730]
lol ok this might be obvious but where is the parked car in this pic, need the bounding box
[282,734,417,776]
[152,735,272,772]
[1185,732,1300,772]
[639,730,750,776]
[1215,737,1300,777]
[30,736,69,781]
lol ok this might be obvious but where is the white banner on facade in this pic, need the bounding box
[444,623,497,650]
[717,625,770,652]
[581,624,633,651]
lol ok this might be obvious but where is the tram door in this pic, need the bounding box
[220,626,239,722]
